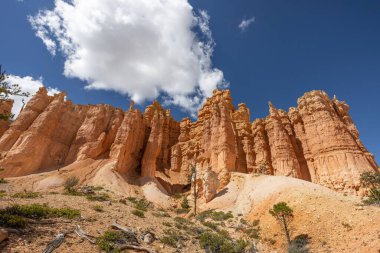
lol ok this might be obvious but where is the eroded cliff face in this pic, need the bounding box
[0,88,377,194]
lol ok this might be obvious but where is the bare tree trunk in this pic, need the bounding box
[193,165,198,215]
[43,233,65,253]
[75,225,95,244]
[281,215,291,246]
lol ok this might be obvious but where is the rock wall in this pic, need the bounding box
[0,88,377,194]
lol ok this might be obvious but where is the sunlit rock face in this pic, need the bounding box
[0,88,377,195]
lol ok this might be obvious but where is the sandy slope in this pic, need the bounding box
[205,173,380,253]
[2,166,380,253]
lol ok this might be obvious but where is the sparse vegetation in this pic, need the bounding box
[288,234,310,253]
[196,209,233,222]
[12,191,40,199]
[63,176,82,196]
[360,171,380,205]
[160,228,184,248]
[171,192,182,199]
[134,198,151,211]
[0,178,8,184]
[0,190,6,197]
[263,237,276,245]
[131,209,145,218]
[162,221,172,227]
[92,205,104,212]
[175,208,190,214]
[181,195,190,209]
[93,186,104,191]
[152,210,170,218]
[0,203,80,228]
[96,230,124,253]
[189,162,200,215]
[269,202,294,246]
[341,222,353,231]
[240,219,261,239]
[126,196,137,203]
[199,230,248,253]
[244,227,260,239]
[202,220,219,230]
[64,176,79,191]
[86,193,110,202]
[125,196,151,211]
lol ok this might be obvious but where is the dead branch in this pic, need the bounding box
[118,244,153,253]
[111,221,135,234]
[74,225,96,244]
[28,219,72,225]
[111,221,138,244]
[42,233,65,253]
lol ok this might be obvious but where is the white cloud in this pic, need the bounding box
[28,0,226,116]
[6,75,60,117]
[239,17,255,32]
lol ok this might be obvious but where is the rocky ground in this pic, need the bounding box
[0,173,379,253]
[0,181,260,253]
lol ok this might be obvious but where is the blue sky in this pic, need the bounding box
[1,0,379,161]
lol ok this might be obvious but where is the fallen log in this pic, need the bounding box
[42,233,65,253]
[118,244,153,253]
[75,225,96,244]
[111,221,135,234]
[111,221,138,244]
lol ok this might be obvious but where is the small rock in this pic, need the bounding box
[0,229,9,243]
[143,233,154,244]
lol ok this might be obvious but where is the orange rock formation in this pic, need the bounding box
[0,88,378,194]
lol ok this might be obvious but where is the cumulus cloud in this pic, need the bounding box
[6,75,59,117]
[239,17,255,32]
[28,0,226,116]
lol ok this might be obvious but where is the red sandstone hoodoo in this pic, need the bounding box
[0,88,378,195]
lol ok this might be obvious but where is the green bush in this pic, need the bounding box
[171,192,182,199]
[0,178,8,184]
[288,234,310,253]
[86,193,110,202]
[160,229,183,248]
[175,208,190,214]
[96,230,124,253]
[125,197,151,211]
[93,186,104,191]
[360,171,380,205]
[162,221,172,227]
[131,209,145,218]
[181,196,190,209]
[244,227,260,239]
[92,205,104,212]
[152,211,170,217]
[174,216,192,224]
[196,210,233,222]
[199,230,247,253]
[0,190,6,197]
[64,188,83,196]
[134,198,151,211]
[12,191,40,199]
[126,196,138,204]
[0,213,27,228]
[202,221,219,231]
[64,176,79,191]
[0,204,80,228]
